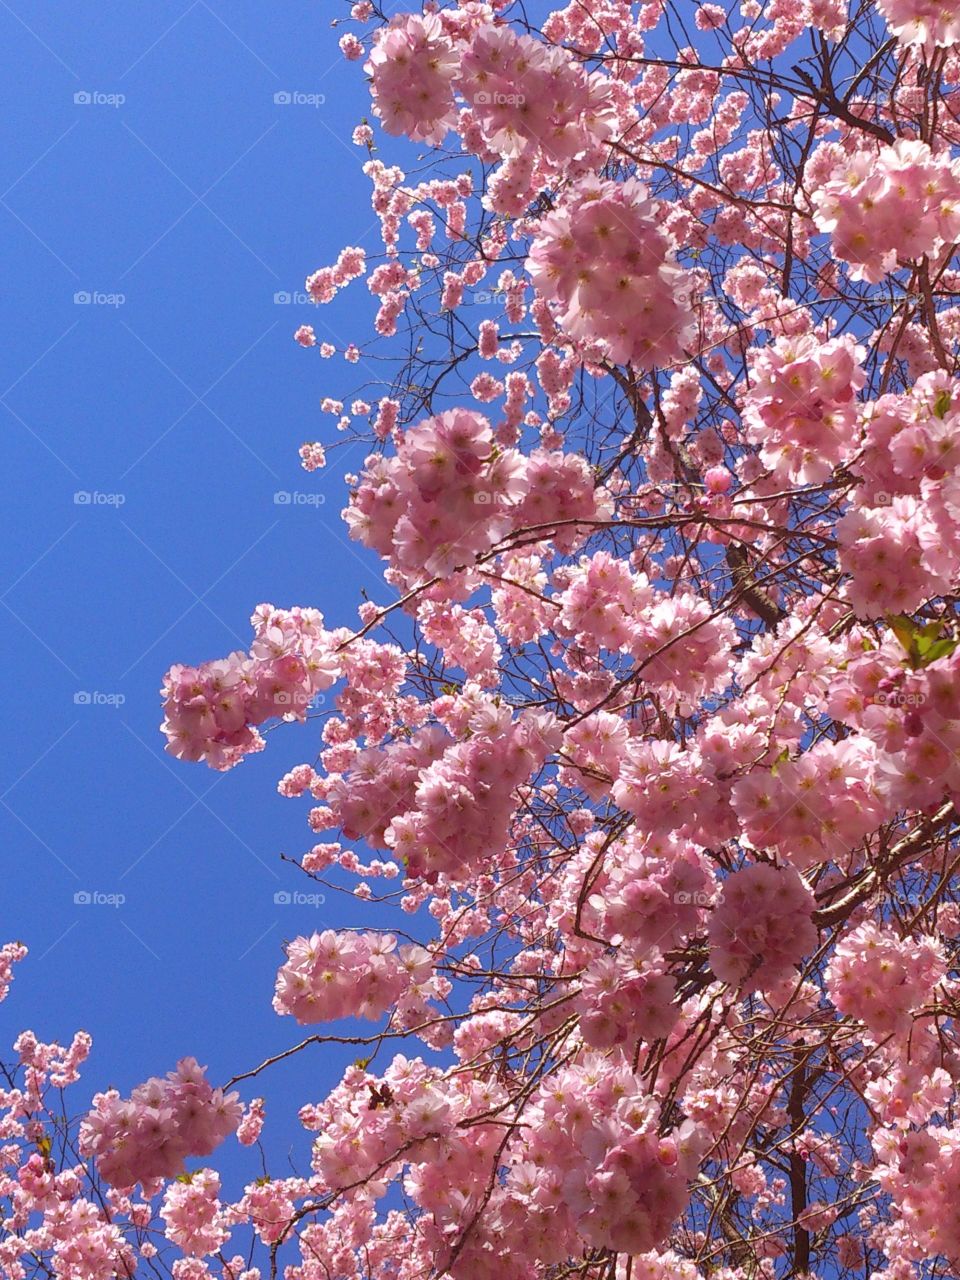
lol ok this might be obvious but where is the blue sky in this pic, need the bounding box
[1,0,394,1179]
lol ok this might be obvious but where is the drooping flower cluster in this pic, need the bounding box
[457,24,615,166]
[378,707,560,881]
[591,833,716,951]
[160,605,339,769]
[826,922,946,1039]
[343,408,525,581]
[417,601,501,683]
[527,177,696,369]
[272,930,432,1024]
[612,739,732,843]
[365,17,616,173]
[38,1200,132,1280]
[707,863,817,991]
[811,139,960,282]
[742,334,865,484]
[364,14,458,145]
[160,1169,229,1257]
[343,408,611,583]
[838,371,960,616]
[732,739,887,867]
[575,946,679,1048]
[874,1124,960,1263]
[555,553,736,713]
[304,1056,461,1195]
[79,1058,242,1189]
[525,1063,705,1259]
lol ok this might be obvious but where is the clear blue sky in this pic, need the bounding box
[1,0,392,1180]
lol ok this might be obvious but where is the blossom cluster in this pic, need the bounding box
[707,863,817,991]
[575,946,679,1048]
[78,1058,242,1189]
[0,940,27,1003]
[811,139,960,282]
[272,930,432,1025]
[875,1124,960,1263]
[742,334,865,484]
[826,921,946,1040]
[159,1169,229,1257]
[527,177,696,369]
[839,371,960,617]
[343,408,611,584]
[457,24,615,167]
[160,605,338,769]
[365,16,614,171]
[323,704,560,882]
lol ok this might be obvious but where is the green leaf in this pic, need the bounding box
[885,613,957,669]
[934,389,952,419]
[918,637,959,667]
[886,614,918,657]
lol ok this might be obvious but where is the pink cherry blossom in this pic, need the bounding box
[16,6,960,1280]
[79,1059,242,1189]
[527,176,696,369]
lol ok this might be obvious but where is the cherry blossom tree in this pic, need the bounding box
[8,1,960,1278]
